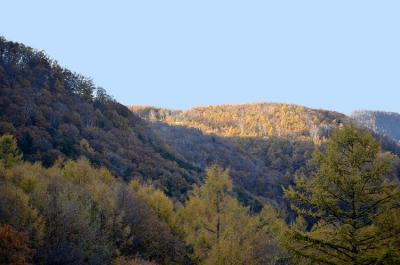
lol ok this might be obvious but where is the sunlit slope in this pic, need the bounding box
[131,103,349,143]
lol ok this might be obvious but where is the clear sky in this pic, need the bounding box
[1,1,399,114]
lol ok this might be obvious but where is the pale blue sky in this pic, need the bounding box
[1,1,399,114]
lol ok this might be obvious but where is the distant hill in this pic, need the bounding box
[131,103,349,143]
[0,37,198,198]
[352,110,400,143]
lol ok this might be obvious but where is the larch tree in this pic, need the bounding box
[284,126,400,265]
[179,165,278,265]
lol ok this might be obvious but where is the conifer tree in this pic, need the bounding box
[284,127,400,265]
[179,165,279,265]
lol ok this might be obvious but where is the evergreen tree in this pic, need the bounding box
[284,127,400,265]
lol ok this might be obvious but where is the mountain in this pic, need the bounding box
[0,37,199,198]
[352,110,400,143]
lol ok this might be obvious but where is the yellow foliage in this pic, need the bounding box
[129,180,178,232]
[178,165,283,265]
[131,103,347,143]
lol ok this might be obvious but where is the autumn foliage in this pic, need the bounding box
[0,224,32,265]
[131,104,347,142]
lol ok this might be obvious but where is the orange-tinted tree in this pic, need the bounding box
[0,224,33,265]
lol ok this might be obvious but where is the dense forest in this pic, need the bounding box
[130,104,345,207]
[0,37,200,199]
[125,118,315,211]
[1,37,400,264]
[130,106,400,209]
[1,128,400,264]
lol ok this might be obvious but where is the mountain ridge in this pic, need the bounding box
[351,110,400,143]
[130,103,349,143]
[131,104,400,144]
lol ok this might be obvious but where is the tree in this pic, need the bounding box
[179,165,279,265]
[129,180,178,232]
[283,126,400,265]
[0,224,33,265]
[0,134,22,168]
[0,183,44,250]
[111,183,189,265]
[179,165,234,264]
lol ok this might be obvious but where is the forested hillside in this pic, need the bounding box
[0,37,199,198]
[131,104,348,143]
[2,129,399,265]
[130,105,400,209]
[352,110,400,143]
[0,135,192,264]
[132,119,314,210]
[132,105,329,207]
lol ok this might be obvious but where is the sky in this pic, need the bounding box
[1,1,400,114]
